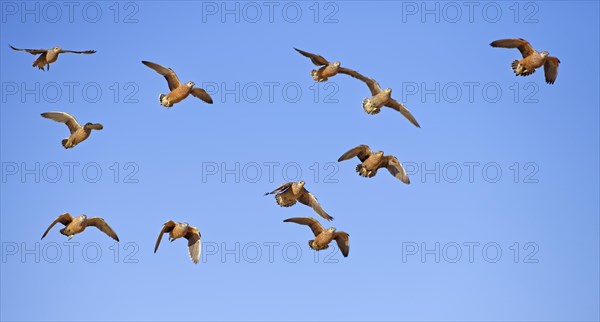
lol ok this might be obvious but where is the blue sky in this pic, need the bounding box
[1,1,599,321]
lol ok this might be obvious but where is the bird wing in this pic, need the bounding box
[338,67,371,83]
[489,38,536,58]
[333,232,350,257]
[41,213,73,240]
[191,88,214,104]
[264,182,293,195]
[364,78,383,96]
[384,99,421,128]
[10,45,47,55]
[154,220,177,253]
[382,155,410,184]
[41,112,81,134]
[338,145,372,162]
[59,49,96,54]
[283,217,324,236]
[142,61,181,91]
[185,226,201,264]
[294,48,329,66]
[84,218,119,241]
[544,56,560,85]
[298,189,333,221]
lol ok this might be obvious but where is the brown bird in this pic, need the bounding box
[294,48,370,82]
[284,217,349,257]
[142,61,213,108]
[41,112,103,149]
[154,220,201,264]
[360,78,420,127]
[265,181,333,221]
[338,144,410,184]
[10,45,96,71]
[490,38,560,84]
[41,213,119,241]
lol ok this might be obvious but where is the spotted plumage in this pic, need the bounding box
[338,144,410,184]
[265,181,333,221]
[41,112,103,149]
[142,61,213,108]
[154,220,202,264]
[284,217,349,257]
[10,45,95,71]
[490,38,560,84]
[41,213,119,241]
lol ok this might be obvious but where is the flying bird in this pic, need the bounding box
[294,48,370,82]
[490,38,560,84]
[10,45,95,71]
[41,213,119,241]
[141,61,213,108]
[284,217,349,257]
[154,220,201,264]
[265,181,333,221]
[338,144,410,184]
[359,77,420,127]
[41,112,103,149]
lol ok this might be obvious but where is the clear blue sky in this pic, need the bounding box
[1,1,599,321]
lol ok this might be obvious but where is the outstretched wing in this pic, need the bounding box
[191,88,213,104]
[283,217,324,237]
[41,213,73,240]
[142,61,181,91]
[10,45,47,55]
[154,220,177,253]
[184,226,201,264]
[338,67,371,83]
[41,112,81,134]
[382,155,410,184]
[264,182,293,195]
[84,218,119,241]
[489,38,536,58]
[294,48,329,66]
[385,99,421,128]
[364,78,383,96]
[544,56,560,85]
[338,145,372,162]
[59,49,96,54]
[298,189,333,221]
[333,232,350,257]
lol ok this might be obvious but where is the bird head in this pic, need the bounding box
[327,227,337,233]
[53,47,61,52]
[385,88,392,94]
[540,51,549,58]
[183,222,189,228]
[333,61,341,67]
[80,214,87,220]
[186,81,195,88]
[376,151,384,157]
[298,180,305,187]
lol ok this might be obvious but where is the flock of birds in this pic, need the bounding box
[11,38,560,264]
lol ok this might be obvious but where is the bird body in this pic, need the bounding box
[142,61,213,108]
[41,112,103,149]
[155,220,202,264]
[312,62,341,82]
[10,45,96,71]
[265,181,333,221]
[284,217,349,257]
[338,145,410,184]
[41,213,119,241]
[294,48,369,83]
[490,38,560,84]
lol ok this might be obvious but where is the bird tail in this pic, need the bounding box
[308,240,316,250]
[159,94,166,104]
[511,60,535,76]
[32,57,46,70]
[61,139,69,149]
